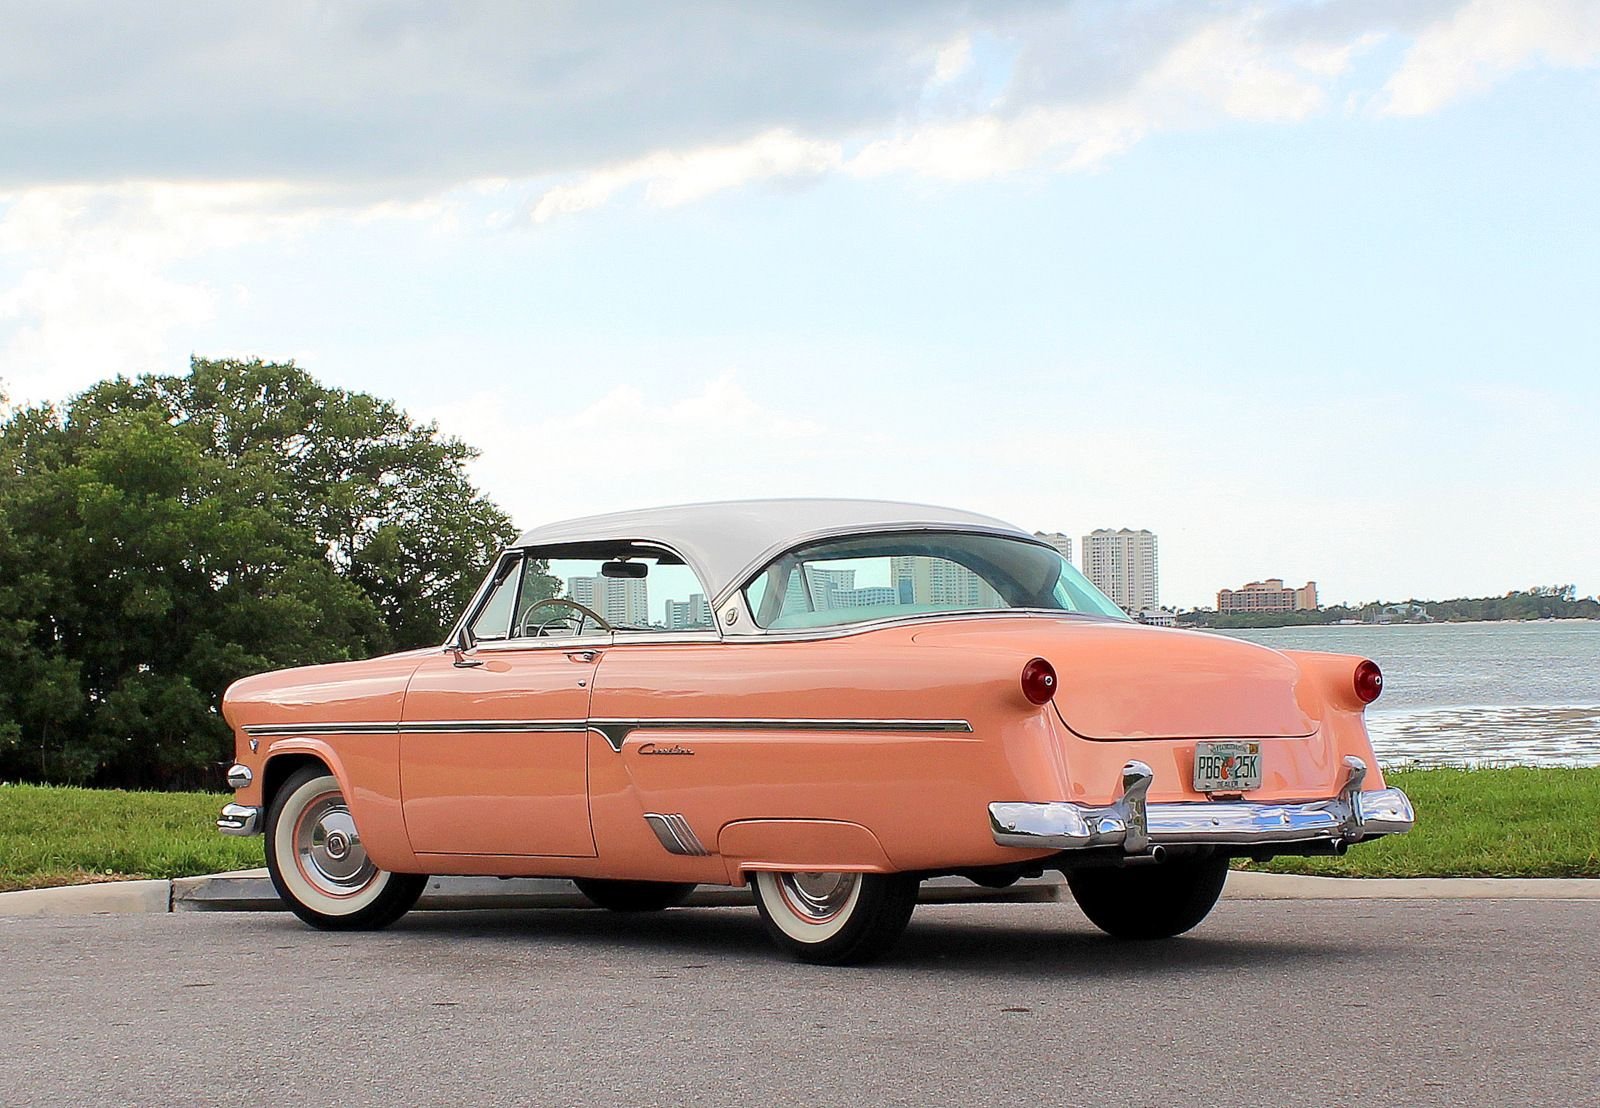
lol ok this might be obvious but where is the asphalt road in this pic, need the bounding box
[3,899,1596,1107]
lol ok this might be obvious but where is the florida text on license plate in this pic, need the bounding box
[1193,741,1263,792]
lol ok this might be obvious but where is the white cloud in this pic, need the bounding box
[1382,0,1600,116]
[0,259,217,403]
[931,34,974,85]
[848,6,1334,182]
[525,5,1383,211]
[419,373,837,530]
[5,0,1600,407]
[0,182,325,402]
[529,130,842,223]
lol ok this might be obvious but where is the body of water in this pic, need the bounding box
[1213,621,1600,767]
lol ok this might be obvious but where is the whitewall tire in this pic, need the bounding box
[751,871,919,965]
[265,766,426,931]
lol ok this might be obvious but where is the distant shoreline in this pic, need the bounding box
[1174,587,1599,630]
[1197,616,1600,631]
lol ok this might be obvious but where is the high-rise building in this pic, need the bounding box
[663,592,713,629]
[566,574,648,627]
[1217,580,1318,613]
[1080,528,1158,613]
[889,556,1001,608]
[783,567,860,612]
[1033,531,1073,564]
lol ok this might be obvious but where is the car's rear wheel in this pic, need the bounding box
[266,765,426,931]
[750,870,919,965]
[1065,854,1230,939]
[573,878,697,912]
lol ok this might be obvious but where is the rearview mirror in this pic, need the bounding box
[601,560,648,579]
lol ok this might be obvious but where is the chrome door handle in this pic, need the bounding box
[566,650,599,663]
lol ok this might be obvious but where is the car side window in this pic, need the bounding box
[464,543,715,639]
[468,557,522,642]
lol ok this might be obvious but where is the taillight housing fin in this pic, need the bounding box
[1354,659,1383,704]
[1021,657,1057,705]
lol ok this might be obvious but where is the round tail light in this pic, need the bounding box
[1354,660,1383,704]
[1021,657,1058,705]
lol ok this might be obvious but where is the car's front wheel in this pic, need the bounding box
[266,765,427,930]
[573,878,697,912]
[1065,853,1229,939]
[750,870,919,965]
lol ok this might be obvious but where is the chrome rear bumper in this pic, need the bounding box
[990,756,1413,853]
[217,803,262,836]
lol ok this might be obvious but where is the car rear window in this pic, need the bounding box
[742,531,1127,630]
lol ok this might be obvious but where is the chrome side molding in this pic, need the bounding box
[989,757,1415,853]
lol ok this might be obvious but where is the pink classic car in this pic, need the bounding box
[220,499,1413,964]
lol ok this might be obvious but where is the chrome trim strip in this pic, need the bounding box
[464,634,613,655]
[607,631,722,646]
[403,720,590,734]
[643,813,711,856]
[989,758,1415,852]
[217,803,262,836]
[718,608,1125,645]
[242,721,401,736]
[243,720,589,737]
[224,763,253,789]
[591,717,975,753]
[245,717,972,751]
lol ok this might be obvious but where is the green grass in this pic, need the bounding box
[0,783,263,892]
[3,768,1598,892]
[1236,766,1600,878]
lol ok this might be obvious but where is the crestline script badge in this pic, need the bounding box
[638,743,695,756]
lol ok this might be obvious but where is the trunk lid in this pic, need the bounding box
[911,618,1318,740]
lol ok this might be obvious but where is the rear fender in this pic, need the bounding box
[718,819,894,885]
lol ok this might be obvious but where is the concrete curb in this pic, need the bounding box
[5,870,1598,918]
[1221,871,1600,900]
[0,879,172,917]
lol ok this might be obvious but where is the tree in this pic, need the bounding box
[0,358,518,789]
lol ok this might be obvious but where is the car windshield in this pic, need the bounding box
[742,531,1128,630]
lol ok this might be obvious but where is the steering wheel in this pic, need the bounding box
[514,597,613,639]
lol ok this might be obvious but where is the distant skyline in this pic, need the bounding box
[2,2,1596,608]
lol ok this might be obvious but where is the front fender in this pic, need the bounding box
[261,736,422,875]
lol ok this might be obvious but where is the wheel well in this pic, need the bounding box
[261,753,329,815]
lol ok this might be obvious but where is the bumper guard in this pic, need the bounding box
[217,803,262,837]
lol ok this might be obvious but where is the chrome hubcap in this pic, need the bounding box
[778,872,858,922]
[295,793,375,896]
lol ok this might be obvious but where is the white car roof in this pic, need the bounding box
[512,498,1032,603]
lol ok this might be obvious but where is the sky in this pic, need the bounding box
[1,0,1596,609]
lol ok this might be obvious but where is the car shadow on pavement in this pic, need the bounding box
[300,902,1379,978]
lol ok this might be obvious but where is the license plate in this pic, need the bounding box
[1193,741,1262,792]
